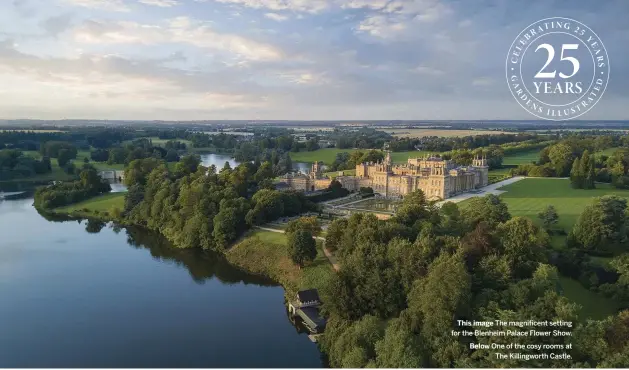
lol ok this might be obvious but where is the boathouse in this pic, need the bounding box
[288,289,326,334]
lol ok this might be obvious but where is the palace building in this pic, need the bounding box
[280,152,489,200]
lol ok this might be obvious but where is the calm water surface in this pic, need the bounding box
[0,198,323,368]
[199,153,311,174]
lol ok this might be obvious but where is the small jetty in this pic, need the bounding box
[288,289,327,334]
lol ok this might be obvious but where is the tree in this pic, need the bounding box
[548,142,575,177]
[165,149,179,162]
[497,217,549,278]
[406,252,470,367]
[325,218,348,252]
[586,155,597,189]
[461,194,511,228]
[374,317,425,368]
[124,183,145,213]
[538,205,559,231]
[124,158,162,187]
[288,229,317,267]
[254,161,274,182]
[570,157,584,188]
[580,150,596,189]
[174,154,200,176]
[285,216,322,236]
[57,149,74,167]
[572,195,629,252]
[392,189,430,227]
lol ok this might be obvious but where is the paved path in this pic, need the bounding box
[255,226,338,270]
[435,176,527,206]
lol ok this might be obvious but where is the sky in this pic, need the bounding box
[1,0,628,120]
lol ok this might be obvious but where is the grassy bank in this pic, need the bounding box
[226,230,334,296]
[53,192,126,219]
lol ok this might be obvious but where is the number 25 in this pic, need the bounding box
[534,44,580,79]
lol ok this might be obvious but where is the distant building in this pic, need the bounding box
[280,152,489,200]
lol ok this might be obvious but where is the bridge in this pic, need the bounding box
[98,170,125,182]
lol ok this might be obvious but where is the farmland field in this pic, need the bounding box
[382,129,508,138]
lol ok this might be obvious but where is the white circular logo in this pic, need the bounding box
[506,17,610,120]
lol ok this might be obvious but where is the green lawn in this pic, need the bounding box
[496,178,629,232]
[226,230,334,295]
[252,230,289,245]
[290,148,435,165]
[290,148,361,165]
[558,276,619,321]
[55,192,125,216]
[502,149,540,166]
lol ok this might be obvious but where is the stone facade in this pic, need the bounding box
[280,152,489,200]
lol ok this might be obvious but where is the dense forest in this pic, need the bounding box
[320,192,629,367]
[0,149,51,180]
[34,166,111,208]
[513,135,629,188]
[122,155,320,251]
[388,133,545,152]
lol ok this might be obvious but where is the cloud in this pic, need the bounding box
[214,0,330,14]
[138,0,180,7]
[264,12,288,22]
[412,65,445,76]
[39,13,74,37]
[63,0,130,12]
[72,17,284,61]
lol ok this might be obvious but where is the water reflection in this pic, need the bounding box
[0,198,323,368]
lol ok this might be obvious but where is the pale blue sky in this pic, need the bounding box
[1,0,628,120]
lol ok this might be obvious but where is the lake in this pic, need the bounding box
[0,198,323,368]
[199,153,312,174]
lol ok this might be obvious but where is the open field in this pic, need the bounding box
[55,192,125,216]
[382,129,508,138]
[290,148,437,165]
[23,150,124,172]
[502,149,540,166]
[290,148,361,165]
[495,178,629,231]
